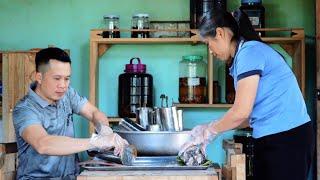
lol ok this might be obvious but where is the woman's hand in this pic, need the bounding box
[179,122,218,155]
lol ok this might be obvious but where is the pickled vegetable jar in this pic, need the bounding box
[179,55,207,103]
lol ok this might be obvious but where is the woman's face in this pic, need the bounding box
[203,27,235,61]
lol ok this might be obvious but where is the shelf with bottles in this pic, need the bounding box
[90,29,200,45]
[89,28,305,131]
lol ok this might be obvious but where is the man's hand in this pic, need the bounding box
[89,133,129,156]
[95,123,113,136]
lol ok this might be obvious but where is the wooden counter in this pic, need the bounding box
[78,165,221,180]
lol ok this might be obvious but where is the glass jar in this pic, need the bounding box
[102,15,120,38]
[225,63,235,103]
[179,55,207,104]
[131,13,150,38]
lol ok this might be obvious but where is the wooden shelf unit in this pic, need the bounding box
[89,28,305,131]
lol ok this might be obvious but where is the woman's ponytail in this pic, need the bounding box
[232,9,261,41]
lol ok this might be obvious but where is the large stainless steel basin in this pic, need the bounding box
[114,130,191,156]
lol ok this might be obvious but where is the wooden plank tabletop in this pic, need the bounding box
[78,167,220,180]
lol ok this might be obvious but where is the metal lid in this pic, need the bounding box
[125,57,146,73]
[132,13,149,18]
[103,15,120,19]
[182,55,203,61]
[241,0,262,4]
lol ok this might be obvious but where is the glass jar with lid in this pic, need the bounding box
[102,15,120,38]
[131,13,150,38]
[179,55,207,104]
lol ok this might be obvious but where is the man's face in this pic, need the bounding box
[35,59,71,103]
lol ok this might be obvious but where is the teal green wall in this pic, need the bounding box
[0,0,316,166]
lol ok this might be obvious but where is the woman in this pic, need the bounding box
[180,9,314,180]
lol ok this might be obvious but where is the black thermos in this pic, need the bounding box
[190,0,227,29]
[118,57,153,118]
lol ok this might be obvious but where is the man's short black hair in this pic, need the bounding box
[35,47,71,72]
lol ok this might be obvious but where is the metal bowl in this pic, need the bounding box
[114,130,191,156]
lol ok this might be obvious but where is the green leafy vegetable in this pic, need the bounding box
[176,156,213,166]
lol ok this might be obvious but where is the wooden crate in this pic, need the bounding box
[0,143,18,180]
[222,139,246,180]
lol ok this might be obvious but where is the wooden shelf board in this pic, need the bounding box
[262,37,303,43]
[174,103,233,108]
[90,28,304,45]
[91,38,201,44]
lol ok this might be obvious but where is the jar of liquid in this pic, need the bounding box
[118,57,153,117]
[212,81,221,103]
[102,15,120,38]
[225,63,235,103]
[179,55,207,104]
[131,13,150,38]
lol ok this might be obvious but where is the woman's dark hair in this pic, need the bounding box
[35,47,71,72]
[199,9,261,42]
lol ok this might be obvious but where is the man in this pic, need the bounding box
[13,47,128,179]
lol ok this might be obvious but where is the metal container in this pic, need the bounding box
[146,124,161,131]
[136,107,153,129]
[159,107,175,131]
[114,130,191,156]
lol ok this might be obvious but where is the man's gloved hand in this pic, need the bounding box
[179,121,218,156]
[89,133,129,156]
[95,123,113,136]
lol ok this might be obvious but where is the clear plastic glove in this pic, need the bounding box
[95,123,113,136]
[113,134,129,156]
[179,121,218,155]
[89,133,129,156]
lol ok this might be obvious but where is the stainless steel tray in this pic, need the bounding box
[81,156,209,171]
[81,165,208,171]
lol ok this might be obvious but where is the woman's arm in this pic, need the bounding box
[209,74,259,133]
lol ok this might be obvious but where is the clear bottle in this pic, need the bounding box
[102,15,120,38]
[179,55,207,104]
[131,13,150,38]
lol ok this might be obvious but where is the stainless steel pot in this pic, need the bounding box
[114,130,191,156]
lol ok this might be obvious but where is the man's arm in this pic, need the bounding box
[79,102,109,127]
[22,124,91,155]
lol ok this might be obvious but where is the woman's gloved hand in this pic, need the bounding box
[112,134,129,156]
[89,133,129,156]
[179,121,218,155]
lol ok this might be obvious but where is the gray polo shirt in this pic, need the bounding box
[13,82,88,179]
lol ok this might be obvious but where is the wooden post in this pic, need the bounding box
[316,0,320,178]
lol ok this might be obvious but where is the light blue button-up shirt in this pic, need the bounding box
[13,82,88,179]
